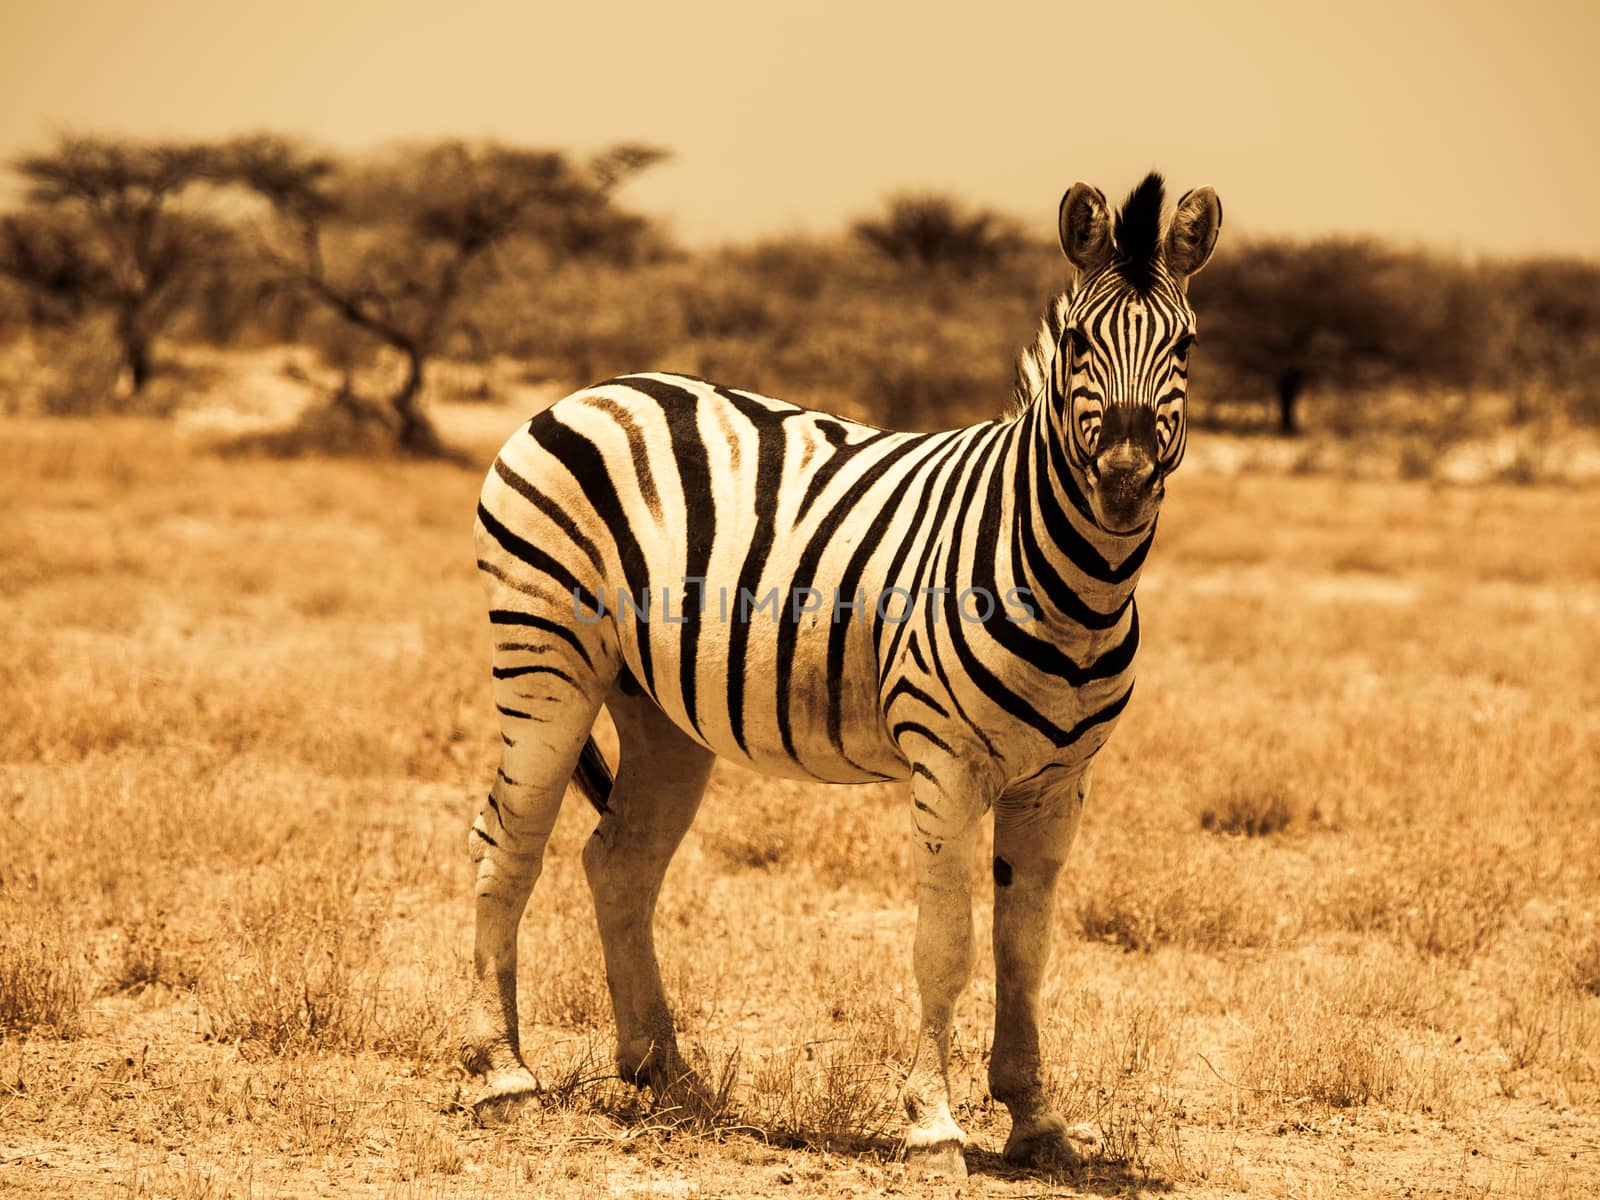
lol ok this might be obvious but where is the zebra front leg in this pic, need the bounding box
[901,760,995,1181]
[990,766,1094,1169]
[465,662,604,1123]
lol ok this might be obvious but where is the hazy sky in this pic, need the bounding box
[3,0,1596,257]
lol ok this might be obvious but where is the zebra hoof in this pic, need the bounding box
[906,1139,968,1182]
[472,1079,539,1126]
[1002,1116,1096,1170]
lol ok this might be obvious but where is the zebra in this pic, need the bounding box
[464,171,1221,1178]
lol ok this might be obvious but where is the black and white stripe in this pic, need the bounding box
[476,360,1155,798]
[476,190,1204,799]
[464,171,1223,1168]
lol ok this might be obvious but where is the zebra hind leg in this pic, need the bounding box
[464,638,606,1123]
[581,678,716,1105]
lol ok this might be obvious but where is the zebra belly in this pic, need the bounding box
[616,584,911,785]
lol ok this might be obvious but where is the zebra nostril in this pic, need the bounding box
[1095,445,1155,488]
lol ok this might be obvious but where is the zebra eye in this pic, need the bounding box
[1173,334,1196,361]
[1068,329,1091,360]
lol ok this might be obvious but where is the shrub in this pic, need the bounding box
[853,193,1020,274]
[1198,787,1297,837]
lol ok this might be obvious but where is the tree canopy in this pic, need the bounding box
[0,136,230,392]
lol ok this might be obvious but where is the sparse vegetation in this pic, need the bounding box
[1198,786,1297,837]
[1572,937,1600,998]
[0,898,87,1038]
[1,412,1595,1197]
[5,132,1596,461]
[0,127,1595,1198]
[1238,984,1465,1116]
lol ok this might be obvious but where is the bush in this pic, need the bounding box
[1198,787,1297,837]
[853,193,1021,274]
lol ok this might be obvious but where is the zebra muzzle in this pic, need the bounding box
[1086,442,1159,533]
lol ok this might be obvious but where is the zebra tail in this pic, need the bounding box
[572,737,614,814]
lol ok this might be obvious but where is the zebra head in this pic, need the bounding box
[1053,173,1222,534]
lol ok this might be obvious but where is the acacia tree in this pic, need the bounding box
[853,193,1020,274]
[223,136,667,456]
[0,136,227,392]
[1192,237,1479,435]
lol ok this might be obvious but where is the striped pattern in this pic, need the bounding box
[1056,266,1195,476]
[465,173,1221,1167]
[475,190,1203,805]
[476,364,1157,806]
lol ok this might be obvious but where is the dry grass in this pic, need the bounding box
[0,897,87,1038]
[0,413,1597,1197]
[1234,962,1470,1117]
[1571,937,1600,998]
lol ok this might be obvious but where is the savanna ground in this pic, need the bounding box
[1,396,1598,1199]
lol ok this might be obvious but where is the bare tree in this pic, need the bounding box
[223,135,667,456]
[0,136,228,393]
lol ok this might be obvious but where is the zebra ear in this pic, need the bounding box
[1164,186,1222,282]
[1058,183,1112,275]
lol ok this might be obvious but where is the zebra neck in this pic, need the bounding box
[1007,403,1153,626]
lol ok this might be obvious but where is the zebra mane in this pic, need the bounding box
[1009,288,1072,415]
[1113,171,1166,294]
